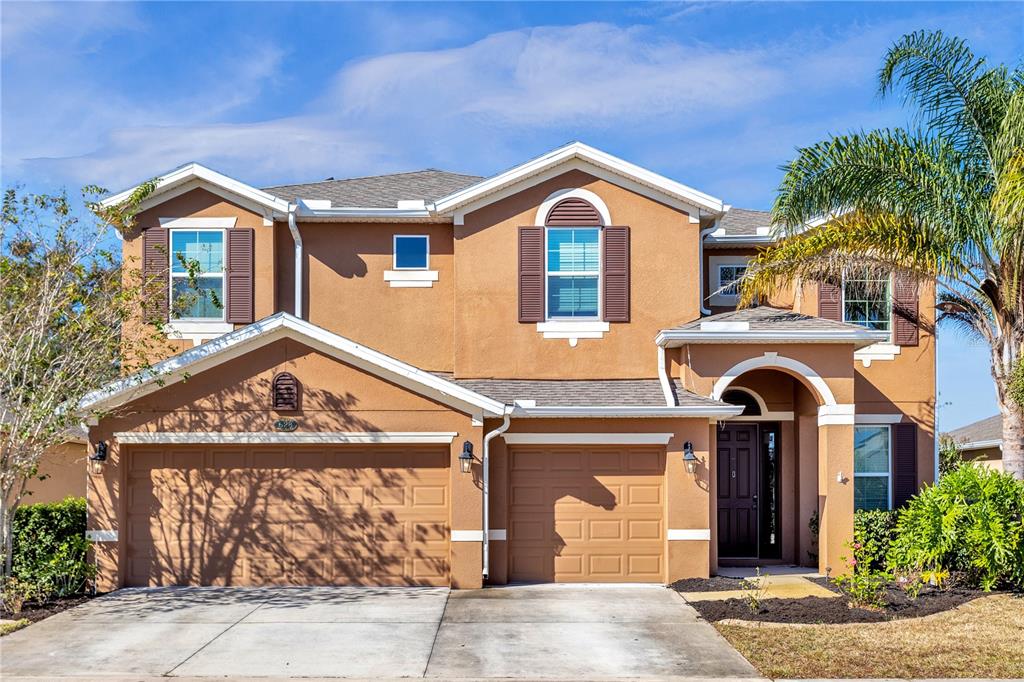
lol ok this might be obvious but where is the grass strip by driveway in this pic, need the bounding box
[1,618,30,636]
[715,594,1024,679]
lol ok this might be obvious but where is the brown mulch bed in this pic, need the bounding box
[689,585,998,624]
[670,576,748,592]
[1,594,94,625]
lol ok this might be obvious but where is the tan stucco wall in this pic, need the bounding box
[274,221,455,372]
[455,169,700,379]
[88,338,482,590]
[13,442,87,505]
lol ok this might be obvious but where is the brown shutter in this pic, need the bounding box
[272,372,299,411]
[602,226,630,323]
[545,198,602,226]
[892,423,918,507]
[142,228,169,321]
[892,273,919,346]
[226,228,254,324]
[818,281,842,321]
[518,227,544,323]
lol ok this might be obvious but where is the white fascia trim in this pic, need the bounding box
[656,328,889,349]
[82,312,507,417]
[818,403,856,426]
[451,530,484,542]
[115,431,459,444]
[100,163,290,216]
[704,235,777,246]
[159,217,237,228]
[166,321,234,335]
[384,270,439,288]
[511,405,744,419]
[668,529,711,541]
[85,530,118,542]
[502,432,674,445]
[959,439,1002,451]
[434,142,725,219]
[856,413,904,424]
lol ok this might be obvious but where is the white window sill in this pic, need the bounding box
[166,320,234,346]
[855,342,901,367]
[384,270,438,288]
[536,320,609,347]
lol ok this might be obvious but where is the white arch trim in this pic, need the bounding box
[721,386,769,415]
[534,187,612,227]
[711,352,837,406]
[720,385,796,422]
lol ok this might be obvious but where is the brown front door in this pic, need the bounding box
[717,424,759,558]
[125,444,450,586]
[507,445,665,583]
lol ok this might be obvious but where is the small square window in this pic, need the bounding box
[718,265,747,297]
[394,235,429,270]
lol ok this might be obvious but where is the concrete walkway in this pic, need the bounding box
[0,584,758,679]
[679,574,837,603]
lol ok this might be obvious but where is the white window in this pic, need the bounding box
[393,235,429,270]
[546,227,600,319]
[843,272,891,333]
[169,229,225,320]
[718,264,748,297]
[854,425,891,511]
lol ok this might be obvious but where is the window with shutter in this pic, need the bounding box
[518,227,545,322]
[142,228,169,321]
[854,425,892,511]
[818,281,842,321]
[602,226,630,322]
[892,423,918,507]
[892,274,919,346]
[272,372,299,411]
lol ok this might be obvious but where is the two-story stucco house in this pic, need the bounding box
[82,142,935,590]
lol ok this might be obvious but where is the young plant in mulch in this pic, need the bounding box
[833,540,890,610]
[740,567,770,615]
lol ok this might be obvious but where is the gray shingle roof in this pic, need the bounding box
[716,208,772,236]
[945,414,1002,445]
[668,306,870,332]
[264,169,483,208]
[435,376,724,408]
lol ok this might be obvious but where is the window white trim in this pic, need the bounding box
[544,226,602,322]
[855,413,904,424]
[854,424,893,511]
[503,432,674,445]
[842,271,893,343]
[115,431,459,444]
[159,217,237,228]
[392,234,430,270]
[534,187,612,227]
[168,228,227,323]
[383,270,439,288]
[854,342,902,367]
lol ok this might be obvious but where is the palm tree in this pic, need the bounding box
[740,31,1024,479]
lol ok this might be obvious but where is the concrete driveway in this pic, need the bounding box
[1,584,757,679]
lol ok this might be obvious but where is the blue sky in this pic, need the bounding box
[2,1,1022,430]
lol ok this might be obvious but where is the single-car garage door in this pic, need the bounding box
[507,445,665,582]
[125,445,450,586]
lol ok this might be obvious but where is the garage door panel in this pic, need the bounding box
[508,445,665,583]
[125,445,450,587]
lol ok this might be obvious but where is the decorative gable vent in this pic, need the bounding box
[271,372,299,411]
[545,197,603,226]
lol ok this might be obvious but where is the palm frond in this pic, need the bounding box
[935,291,995,346]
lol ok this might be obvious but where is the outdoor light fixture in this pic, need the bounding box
[89,441,108,475]
[682,441,698,474]
[459,441,474,474]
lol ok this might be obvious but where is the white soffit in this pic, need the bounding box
[114,432,459,444]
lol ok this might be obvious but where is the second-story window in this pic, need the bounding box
[718,264,747,297]
[394,235,429,269]
[170,229,225,320]
[546,228,600,319]
[843,270,891,333]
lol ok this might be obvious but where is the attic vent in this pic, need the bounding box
[272,372,299,411]
[545,197,603,226]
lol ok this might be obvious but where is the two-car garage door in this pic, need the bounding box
[125,445,450,587]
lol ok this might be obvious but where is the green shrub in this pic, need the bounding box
[833,540,890,608]
[887,464,1024,590]
[854,509,899,570]
[9,497,94,600]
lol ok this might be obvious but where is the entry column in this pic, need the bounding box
[450,429,485,588]
[665,418,712,581]
[817,405,855,576]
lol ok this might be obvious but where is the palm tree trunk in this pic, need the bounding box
[1000,399,1024,480]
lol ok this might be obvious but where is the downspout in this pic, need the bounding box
[699,222,718,316]
[482,408,512,580]
[658,344,677,407]
[287,203,303,318]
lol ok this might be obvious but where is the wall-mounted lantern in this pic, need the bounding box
[459,441,475,474]
[682,441,698,474]
[89,441,108,475]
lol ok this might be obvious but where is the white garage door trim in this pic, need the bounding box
[502,433,673,445]
[115,431,459,444]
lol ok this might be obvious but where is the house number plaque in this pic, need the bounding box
[274,418,299,432]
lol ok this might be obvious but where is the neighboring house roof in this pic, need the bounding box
[264,169,483,208]
[82,314,743,420]
[945,414,1003,451]
[716,208,772,236]
[656,306,889,348]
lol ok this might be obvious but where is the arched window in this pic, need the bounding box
[722,389,761,416]
[545,197,603,226]
[271,372,299,411]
